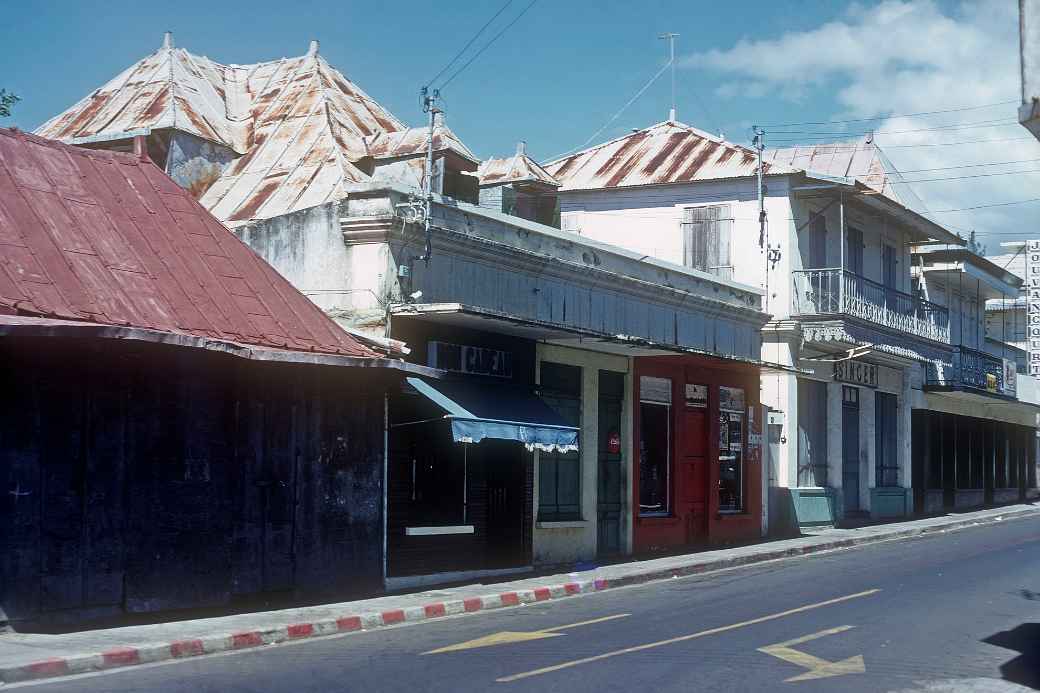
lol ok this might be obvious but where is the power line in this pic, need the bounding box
[547,61,671,161]
[437,0,539,91]
[770,120,1021,140]
[896,168,1040,184]
[424,0,514,88]
[760,100,1018,128]
[930,197,1040,213]
[895,158,1040,173]
[767,136,1037,149]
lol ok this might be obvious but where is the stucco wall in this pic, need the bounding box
[533,344,631,565]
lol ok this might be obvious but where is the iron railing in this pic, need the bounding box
[926,346,1007,393]
[792,268,950,344]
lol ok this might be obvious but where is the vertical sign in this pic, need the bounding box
[1029,240,1040,376]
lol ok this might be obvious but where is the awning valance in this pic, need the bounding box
[404,377,579,453]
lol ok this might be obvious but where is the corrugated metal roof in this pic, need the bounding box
[36,34,238,151]
[364,122,478,163]
[544,121,794,191]
[37,37,459,227]
[0,127,379,358]
[477,144,559,187]
[765,141,931,218]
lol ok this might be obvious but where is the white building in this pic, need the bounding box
[544,120,1039,528]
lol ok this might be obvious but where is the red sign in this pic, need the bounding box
[606,430,621,455]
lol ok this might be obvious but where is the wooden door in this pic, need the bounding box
[679,409,708,543]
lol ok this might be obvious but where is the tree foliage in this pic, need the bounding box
[0,90,20,118]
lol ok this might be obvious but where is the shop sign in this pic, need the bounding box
[1028,240,1040,377]
[719,386,745,412]
[834,360,878,388]
[428,341,512,378]
[685,384,708,408]
[606,430,621,454]
[1004,359,1018,396]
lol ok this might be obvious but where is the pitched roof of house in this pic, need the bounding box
[544,120,795,191]
[476,144,559,187]
[37,36,478,227]
[765,140,931,218]
[0,127,380,357]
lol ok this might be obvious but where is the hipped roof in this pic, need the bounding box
[0,127,380,358]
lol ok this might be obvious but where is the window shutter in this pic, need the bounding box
[683,205,730,277]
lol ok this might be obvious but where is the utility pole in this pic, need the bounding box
[659,33,679,121]
[752,125,768,310]
[420,86,440,266]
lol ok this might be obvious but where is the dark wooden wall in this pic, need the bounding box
[0,337,388,626]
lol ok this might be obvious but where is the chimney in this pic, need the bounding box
[433,111,445,128]
[516,141,527,157]
[669,107,677,122]
[133,135,150,163]
[308,40,319,57]
[162,31,173,50]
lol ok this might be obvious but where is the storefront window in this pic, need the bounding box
[639,376,671,516]
[538,362,582,521]
[718,386,745,512]
[409,436,466,525]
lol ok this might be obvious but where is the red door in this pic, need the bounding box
[679,409,708,543]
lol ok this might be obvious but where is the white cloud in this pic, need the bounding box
[684,0,1040,250]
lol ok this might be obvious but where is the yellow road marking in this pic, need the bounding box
[495,588,880,683]
[758,625,866,682]
[423,613,631,655]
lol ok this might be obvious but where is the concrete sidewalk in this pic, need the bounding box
[2,503,1037,685]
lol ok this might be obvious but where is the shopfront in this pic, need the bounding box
[633,355,763,553]
[386,322,579,588]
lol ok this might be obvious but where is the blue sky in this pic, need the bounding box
[1,0,1036,246]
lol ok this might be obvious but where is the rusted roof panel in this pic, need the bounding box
[363,122,478,163]
[766,141,930,216]
[477,147,559,187]
[37,41,236,150]
[0,127,380,358]
[544,121,795,191]
[37,37,479,227]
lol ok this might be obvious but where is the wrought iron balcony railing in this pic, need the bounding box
[792,268,950,344]
[925,346,1013,394]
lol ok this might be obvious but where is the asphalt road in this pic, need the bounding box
[16,515,1040,692]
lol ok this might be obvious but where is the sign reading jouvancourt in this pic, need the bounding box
[1029,240,1040,377]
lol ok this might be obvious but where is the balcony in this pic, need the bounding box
[926,346,1014,396]
[792,268,950,344]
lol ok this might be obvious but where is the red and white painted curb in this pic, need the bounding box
[3,506,1036,684]
[1,578,609,684]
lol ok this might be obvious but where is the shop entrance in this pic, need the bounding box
[483,441,527,568]
[679,404,708,543]
[842,386,861,514]
[597,371,625,556]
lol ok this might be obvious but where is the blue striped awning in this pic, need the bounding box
[405,377,579,452]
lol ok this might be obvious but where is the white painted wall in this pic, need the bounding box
[534,344,631,566]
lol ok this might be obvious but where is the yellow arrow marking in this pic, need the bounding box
[423,613,630,655]
[758,625,866,682]
[496,588,880,682]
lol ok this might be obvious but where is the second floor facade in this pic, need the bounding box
[544,122,961,350]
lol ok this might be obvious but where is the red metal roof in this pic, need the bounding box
[0,127,380,358]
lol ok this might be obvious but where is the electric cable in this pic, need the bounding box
[760,100,1019,128]
[424,0,514,88]
[437,0,539,91]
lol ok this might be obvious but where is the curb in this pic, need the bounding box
[3,506,1037,684]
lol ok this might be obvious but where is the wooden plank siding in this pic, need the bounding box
[0,337,388,626]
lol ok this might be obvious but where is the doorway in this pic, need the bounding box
[597,371,624,557]
[483,441,527,568]
[842,386,861,514]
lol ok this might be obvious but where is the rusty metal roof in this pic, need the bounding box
[0,127,379,357]
[36,33,238,151]
[765,140,931,217]
[477,143,559,187]
[544,121,795,191]
[37,36,456,227]
[363,121,478,163]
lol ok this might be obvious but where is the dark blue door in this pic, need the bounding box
[842,387,860,513]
